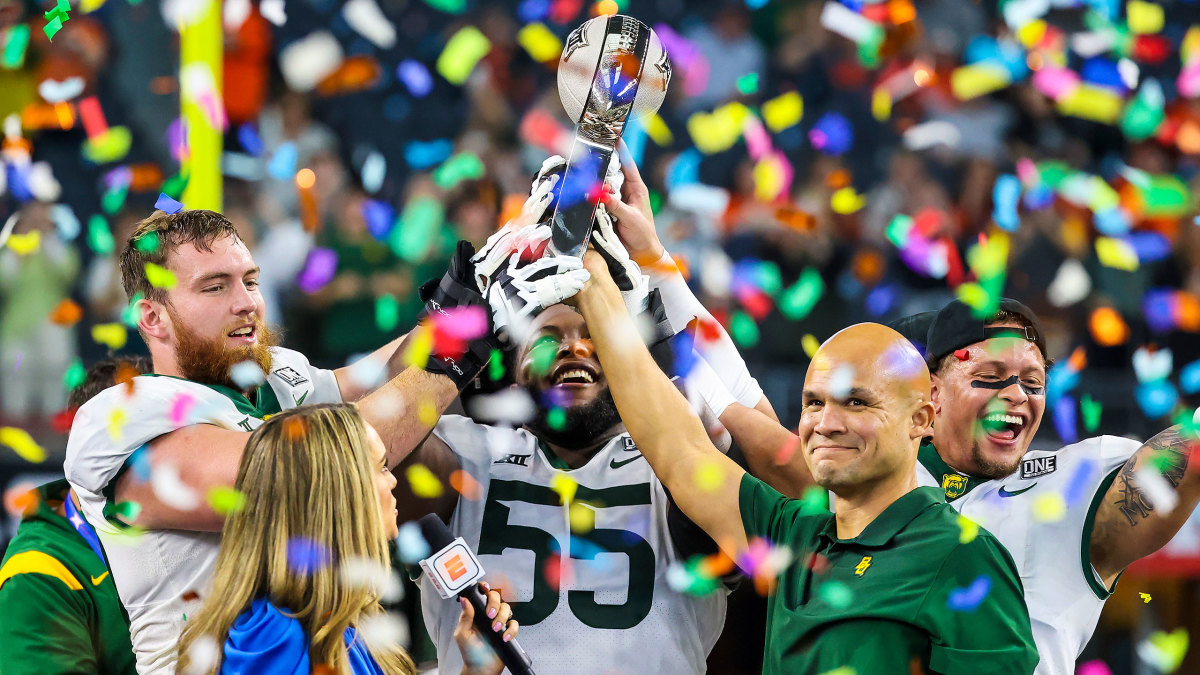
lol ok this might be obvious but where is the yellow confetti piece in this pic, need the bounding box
[950,63,1011,101]
[517,22,561,63]
[568,502,594,533]
[1140,592,1152,603]
[1056,85,1123,124]
[144,263,177,289]
[207,486,246,515]
[802,334,820,358]
[817,668,856,675]
[402,325,433,369]
[761,91,803,132]
[82,126,133,164]
[1183,26,1200,64]
[6,231,41,255]
[687,102,749,154]
[405,463,444,498]
[1095,237,1140,272]
[642,112,674,146]
[693,458,725,492]
[550,475,578,505]
[1127,0,1165,35]
[0,427,46,463]
[436,26,491,86]
[870,88,891,122]
[418,399,438,428]
[91,323,128,350]
[957,514,979,544]
[1032,493,1067,522]
[830,186,865,214]
[107,407,127,441]
[80,0,108,12]
[1016,19,1047,48]
[753,155,787,202]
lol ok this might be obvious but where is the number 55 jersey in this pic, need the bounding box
[419,415,729,674]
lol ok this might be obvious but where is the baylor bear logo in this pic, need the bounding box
[942,474,968,499]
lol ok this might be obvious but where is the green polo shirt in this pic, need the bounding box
[739,474,1038,675]
[0,480,136,675]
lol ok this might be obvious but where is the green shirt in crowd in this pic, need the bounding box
[739,474,1039,675]
[0,480,136,675]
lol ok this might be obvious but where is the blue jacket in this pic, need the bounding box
[221,597,385,675]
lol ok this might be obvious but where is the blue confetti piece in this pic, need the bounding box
[396,521,430,564]
[623,115,647,168]
[1142,288,1177,334]
[267,142,298,180]
[1054,395,1078,445]
[992,174,1021,232]
[864,283,897,317]
[665,148,701,191]
[1094,207,1130,237]
[237,124,264,156]
[403,139,454,170]
[396,59,433,98]
[809,112,853,156]
[1126,231,1171,264]
[51,204,81,241]
[362,199,395,240]
[1136,381,1178,419]
[155,193,184,214]
[1064,458,1099,505]
[517,0,550,21]
[947,575,992,611]
[128,444,152,482]
[1081,57,1127,93]
[286,537,331,575]
[671,330,697,378]
[1022,184,1055,211]
[1046,361,1080,408]
[1180,359,1200,395]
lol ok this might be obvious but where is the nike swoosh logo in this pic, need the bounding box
[90,571,110,586]
[609,454,643,469]
[998,483,1037,498]
[293,390,308,406]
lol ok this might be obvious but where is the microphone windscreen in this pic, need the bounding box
[417,513,455,552]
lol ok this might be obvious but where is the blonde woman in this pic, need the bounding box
[177,404,517,675]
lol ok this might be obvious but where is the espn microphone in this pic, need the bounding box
[417,514,536,675]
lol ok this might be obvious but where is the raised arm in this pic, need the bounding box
[1090,424,1200,585]
[719,403,814,497]
[575,250,749,555]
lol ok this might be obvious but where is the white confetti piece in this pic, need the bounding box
[278,31,342,93]
[1047,259,1091,308]
[357,612,409,652]
[340,556,404,603]
[151,462,200,511]
[229,360,266,389]
[342,0,396,49]
[467,388,536,425]
[1133,465,1178,515]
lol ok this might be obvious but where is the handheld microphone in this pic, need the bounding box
[417,514,536,675]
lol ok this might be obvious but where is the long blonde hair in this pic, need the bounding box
[177,404,415,675]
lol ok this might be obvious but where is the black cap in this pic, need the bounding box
[924,298,1047,364]
[886,311,937,354]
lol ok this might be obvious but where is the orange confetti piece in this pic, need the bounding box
[449,469,483,500]
[48,298,83,326]
[1089,307,1129,346]
[4,483,39,517]
[774,434,800,466]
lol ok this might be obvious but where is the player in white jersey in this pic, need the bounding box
[895,298,1200,674]
[63,207,574,673]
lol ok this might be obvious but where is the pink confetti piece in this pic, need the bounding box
[170,393,196,427]
[432,306,488,341]
[296,248,338,293]
[1076,660,1114,675]
[1032,66,1080,101]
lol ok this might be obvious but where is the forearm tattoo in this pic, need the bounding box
[1113,426,1195,527]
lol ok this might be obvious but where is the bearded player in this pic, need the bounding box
[401,164,758,674]
[604,152,1200,673]
[63,204,580,673]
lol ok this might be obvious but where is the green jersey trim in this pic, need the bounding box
[917,441,988,501]
[1080,466,1124,600]
[140,373,282,418]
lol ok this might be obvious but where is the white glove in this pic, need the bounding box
[488,253,590,343]
[471,174,559,294]
[591,203,649,315]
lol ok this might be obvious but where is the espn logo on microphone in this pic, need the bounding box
[419,537,485,599]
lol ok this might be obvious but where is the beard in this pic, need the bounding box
[523,383,623,450]
[171,309,279,390]
[968,439,1024,480]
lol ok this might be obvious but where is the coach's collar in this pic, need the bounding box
[918,440,986,502]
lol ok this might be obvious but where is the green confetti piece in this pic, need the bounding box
[87,215,114,254]
[109,500,141,523]
[133,231,159,253]
[527,335,559,378]
[432,152,485,190]
[648,189,663,214]
[160,172,189,199]
[755,261,782,297]
[101,184,128,215]
[779,267,825,321]
[736,72,759,96]
[818,580,854,609]
[1121,92,1164,142]
[422,0,467,13]
[799,486,829,514]
[64,358,86,390]
[1080,394,1102,433]
[730,311,759,347]
[207,486,246,515]
[547,407,566,430]
[375,293,400,332]
[885,214,913,248]
[488,348,505,381]
[2,24,30,69]
[43,15,63,41]
[122,292,143,328]
[389,196,445,264]
[1140,175,1191,218]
